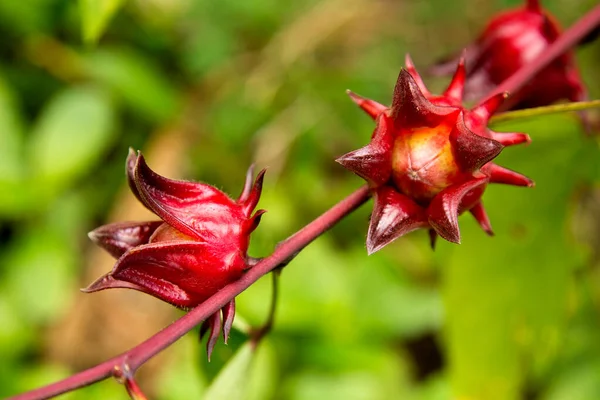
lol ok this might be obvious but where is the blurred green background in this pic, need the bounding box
[1,0,600,399]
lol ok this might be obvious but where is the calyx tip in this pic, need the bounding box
[443,53,466,103]
[472,92,508,122]
[346,90,387,120]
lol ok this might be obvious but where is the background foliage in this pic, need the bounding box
[1,0,600,399]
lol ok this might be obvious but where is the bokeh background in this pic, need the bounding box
[1,0,600,399]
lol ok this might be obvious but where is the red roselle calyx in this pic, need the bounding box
[337,55,533,253]
[430,0,586,110]
[84,149,266,358]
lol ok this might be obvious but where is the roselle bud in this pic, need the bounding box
[84,149,266,358]
[430,0,585,110]
[338,55,533,253]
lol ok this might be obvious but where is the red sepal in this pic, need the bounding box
[391,69,458,129]
[367,186,428,254]
[336,113,394,186]
[346,90,387,120]
[83,241,246,309]
[88,221,163,259]
[487,163,534,187]
[489,131,531,146]
[132,153,246,242]
[427,177,488,243]
[450,112,504,172]
[469,201,494,236]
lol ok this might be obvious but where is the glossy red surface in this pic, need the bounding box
[85,150,266,310]
[337,58,533,252]
[431,0,585,109]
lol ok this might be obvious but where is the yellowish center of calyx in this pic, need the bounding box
[391,122,460,204]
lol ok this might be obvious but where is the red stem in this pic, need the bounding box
[7,186,371,400]
[478,3,600,107]
[124,378,148,400]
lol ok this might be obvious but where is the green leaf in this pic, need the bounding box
[440,115,597,400]
[544,362,600,400]
[157,336,207,400]
[0,0,57,34]
[203,339,276,400]
[82,48,181,122]
[286,341,411,400]
[1,192,87,325]
[0,294,35,361]
[0,75,24,180]
[203,342,255,400]
[28,85,116,188]
[0,74,29,216]
[1,227,76,324]
[79,0,125,44]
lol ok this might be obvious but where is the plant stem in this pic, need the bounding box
[250,270,281,348]
[7,186,370,400]
[113,364,148,400]
[489,100,600,124]
[477,3,600,107]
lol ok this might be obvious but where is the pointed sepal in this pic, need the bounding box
[238,164,256,204]
[471,92,509,123]
[346,90,387,120]
[469,201,494,236]
[427,177,488,243]
[391,69,458,128]
[489,131,531,146]
[487,163,535,187]
[443,51,466,104]
[247,209,267,235]
[205,311,222,362]
[428,229,438,250]
[132,153,241,241]
[82,273,149,294]
[336,113,394,186]
[450,112,504,171]
[367,186,428,254]
[85,241,246,309]
[88,221,163,259]
[404,54,430,97]
[240,168,266,216]
[126,148,145,205]
[222,299,236,344]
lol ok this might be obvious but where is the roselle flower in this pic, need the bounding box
[338,55,533,253]
[430,0,585,110]
[84,149,266,357]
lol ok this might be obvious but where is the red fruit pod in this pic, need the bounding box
[339,55,533,252]
[84,150,266,357]
[430,0,586,110]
